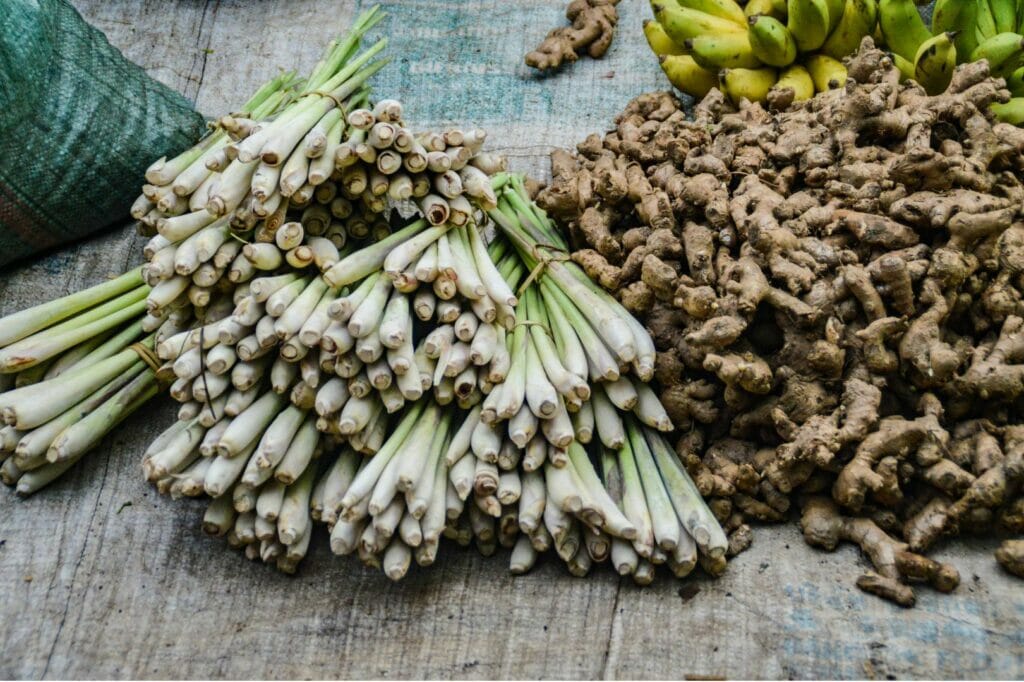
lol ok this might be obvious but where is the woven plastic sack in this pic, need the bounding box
[0,0,206,266]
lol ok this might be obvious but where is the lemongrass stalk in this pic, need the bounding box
[274,278,328,340]
[202,492,238,533]
[449,226,487,299]
[633,380,672,431]
[256,480,287,522]
[523,335,558,419]
[603,376,638,411]
[383,224,449,281]
[315,377,349,416]
[570,400,594,445]
[627,422,679,551]
[520,434,545,472]
[524,288,588,399]
[367,358,393,390]
[407,429,447,518]
[193,371,230,403]
[506,405,536,449]
[396,407,448,493]
[468,224,516,307]
[321,449,360,524]
[540,280,618,381]
[270,357,298,394]
[449,448,475,500]
[335,353,363,379]
[309,119,345,185]
[398,511,423,547]
[249,404,304,470]
[495,317,527,419]
[325,219,430,288]
[589,388,625,449]
[217,391,287,457]
[228,253,256,283]
[262,277,307,319]
[260,53,389,166]
[277,462,316,545]
[0,286,148,372]
[198,395,228,427]
[45,322,134,380]
[231,357,268,391]
[341,400,425,508]
[645,426,728,559]
[347,277,392,339]
[40,367,157,465]
[1,336,155,430]
[17,366,143,462]
[568,442,636,539]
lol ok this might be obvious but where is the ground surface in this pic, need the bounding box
[0,1,1021,679]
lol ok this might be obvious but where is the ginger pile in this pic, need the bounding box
[525,0,620,72]
[536,37,1024,606]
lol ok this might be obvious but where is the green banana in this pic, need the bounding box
[914,32,957,95]
[773,63,816,99]
[659,54,720,97]
[990,0,1017,34]
[893,53,915,81]
[675,0,748,25]
[971,32,1024,77]
[745,0,787,20]
[652,2,747,44]
[787,0,830,52]
[878,0,932,61]
[990,97,1024,124]
[805,53,848,91]
[686,32,763,68]
[823,0,846,31]
[643,19,687,56]
[748,15,798,66]
[932,0,980,60]
[975,0,998,42]
[821,0,877,60]
[719,67,779,103]
[1006,66,1024,96]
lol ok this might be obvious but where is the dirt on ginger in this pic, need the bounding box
[537,37,1024,605]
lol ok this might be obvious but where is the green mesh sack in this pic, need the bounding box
[0,0,206,266]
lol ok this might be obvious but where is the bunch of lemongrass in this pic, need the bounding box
[0,269,176,495]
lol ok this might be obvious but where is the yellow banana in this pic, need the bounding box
[659,54,720,98]
[893,53,915,81]
[653,2,746,45]
[821,0,877,59]
[720,66,779,103]
[990,97,1024,124]
[990,0,1017,34]
[1006,66,1024,97]
[773,63,816,100]
[971,32,1024,77]
[744,0,787,20]
[805,53,848,91]
[787,0,830,52]
[913,32,957,95]
[644,19,687,56]
[932,0,979,60]
[748,15,798,66]
[675,0,748,25]
[823,0,846,32]
[686,32,763,69]
[878,0,932,61]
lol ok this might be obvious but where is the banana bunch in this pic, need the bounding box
[645,0,878,105]
[923,0,1024,122]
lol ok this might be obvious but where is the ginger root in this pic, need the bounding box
[525,0,620,72]
[547,41,1024,604]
